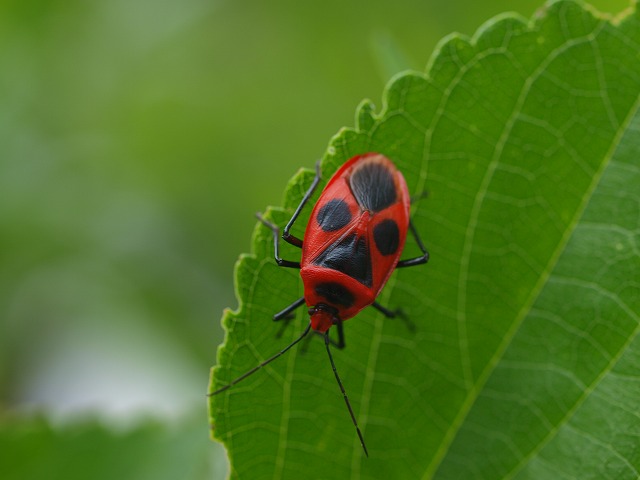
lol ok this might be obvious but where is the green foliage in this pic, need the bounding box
[210,1,640,478]
[0,415,221,480]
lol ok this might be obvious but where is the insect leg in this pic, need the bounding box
[396,219,429,268]
[410,190,429,204]
[324,331,368,457]
[371,301,416,332]
[318,317,345,349]
[273,297,305,321]
[334,319,345,349]
[256,213,301,268]
[371,301,399,318]
[281,160,322,247]
[271,297,306,338]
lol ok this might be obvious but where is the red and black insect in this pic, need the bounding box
[210,152,429,456]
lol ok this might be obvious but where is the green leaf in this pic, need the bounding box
[209,1,640,478]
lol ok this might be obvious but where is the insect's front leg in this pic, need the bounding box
[273,297,305,321]
[333,319,346,349]
[371,301,416,332]
[272,297,306,338]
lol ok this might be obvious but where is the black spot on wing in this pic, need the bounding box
[316,199,352,232]
[349,161,396,212]
[314,282,354,307]
[373,219,400,256]
[313,234,372,287]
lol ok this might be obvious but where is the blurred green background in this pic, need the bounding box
[0,0,629,478]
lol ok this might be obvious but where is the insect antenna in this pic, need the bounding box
[209,322,312,396]
[323,332,369,457]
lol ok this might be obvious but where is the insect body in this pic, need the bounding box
[210,153,429,457]
[301,153,413,331]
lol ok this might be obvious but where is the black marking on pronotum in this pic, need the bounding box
[314,282,356,307]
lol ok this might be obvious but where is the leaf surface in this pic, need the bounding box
[210,2,640,478]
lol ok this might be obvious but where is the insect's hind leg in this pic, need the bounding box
[256,161,322,266]
[281,160,322,247]
[396,220,429,268]
[256,214,301,268]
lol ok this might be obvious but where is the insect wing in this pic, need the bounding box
[301,177,361,265]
